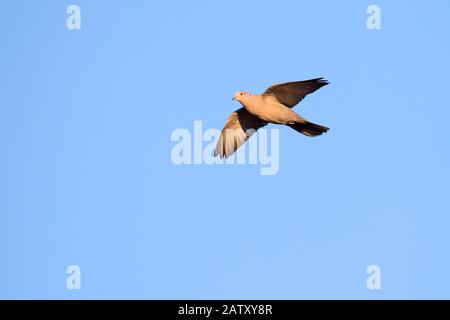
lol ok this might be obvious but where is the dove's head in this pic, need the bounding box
[232,91,250,103]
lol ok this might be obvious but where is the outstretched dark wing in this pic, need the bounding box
[262,78,329,108]
[214,108,267,159]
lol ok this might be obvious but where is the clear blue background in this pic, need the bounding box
[1,0,449,299]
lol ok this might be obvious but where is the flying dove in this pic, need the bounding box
[214,78,330,158]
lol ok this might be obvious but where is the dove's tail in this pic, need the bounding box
[288,121,329,137]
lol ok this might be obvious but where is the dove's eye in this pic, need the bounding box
[240,93,243,95]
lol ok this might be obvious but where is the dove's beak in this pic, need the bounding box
[232,96,236,101]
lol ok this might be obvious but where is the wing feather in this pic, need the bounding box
[262,78,329,108]
[214,108,267,159]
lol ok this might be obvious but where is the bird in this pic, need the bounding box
[214,78,330,158]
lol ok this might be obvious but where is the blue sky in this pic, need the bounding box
[1,0,449,299]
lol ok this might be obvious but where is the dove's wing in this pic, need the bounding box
[262,78,329,108]
[214,108,267,159]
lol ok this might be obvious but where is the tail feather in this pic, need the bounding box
[288,121,329,137]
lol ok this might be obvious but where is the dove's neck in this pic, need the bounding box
[242,93,263,115]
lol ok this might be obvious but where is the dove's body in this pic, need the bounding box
[241,94,302,125]
[215,78,330,159]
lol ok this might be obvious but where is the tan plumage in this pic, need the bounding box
[215,78,329,159]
